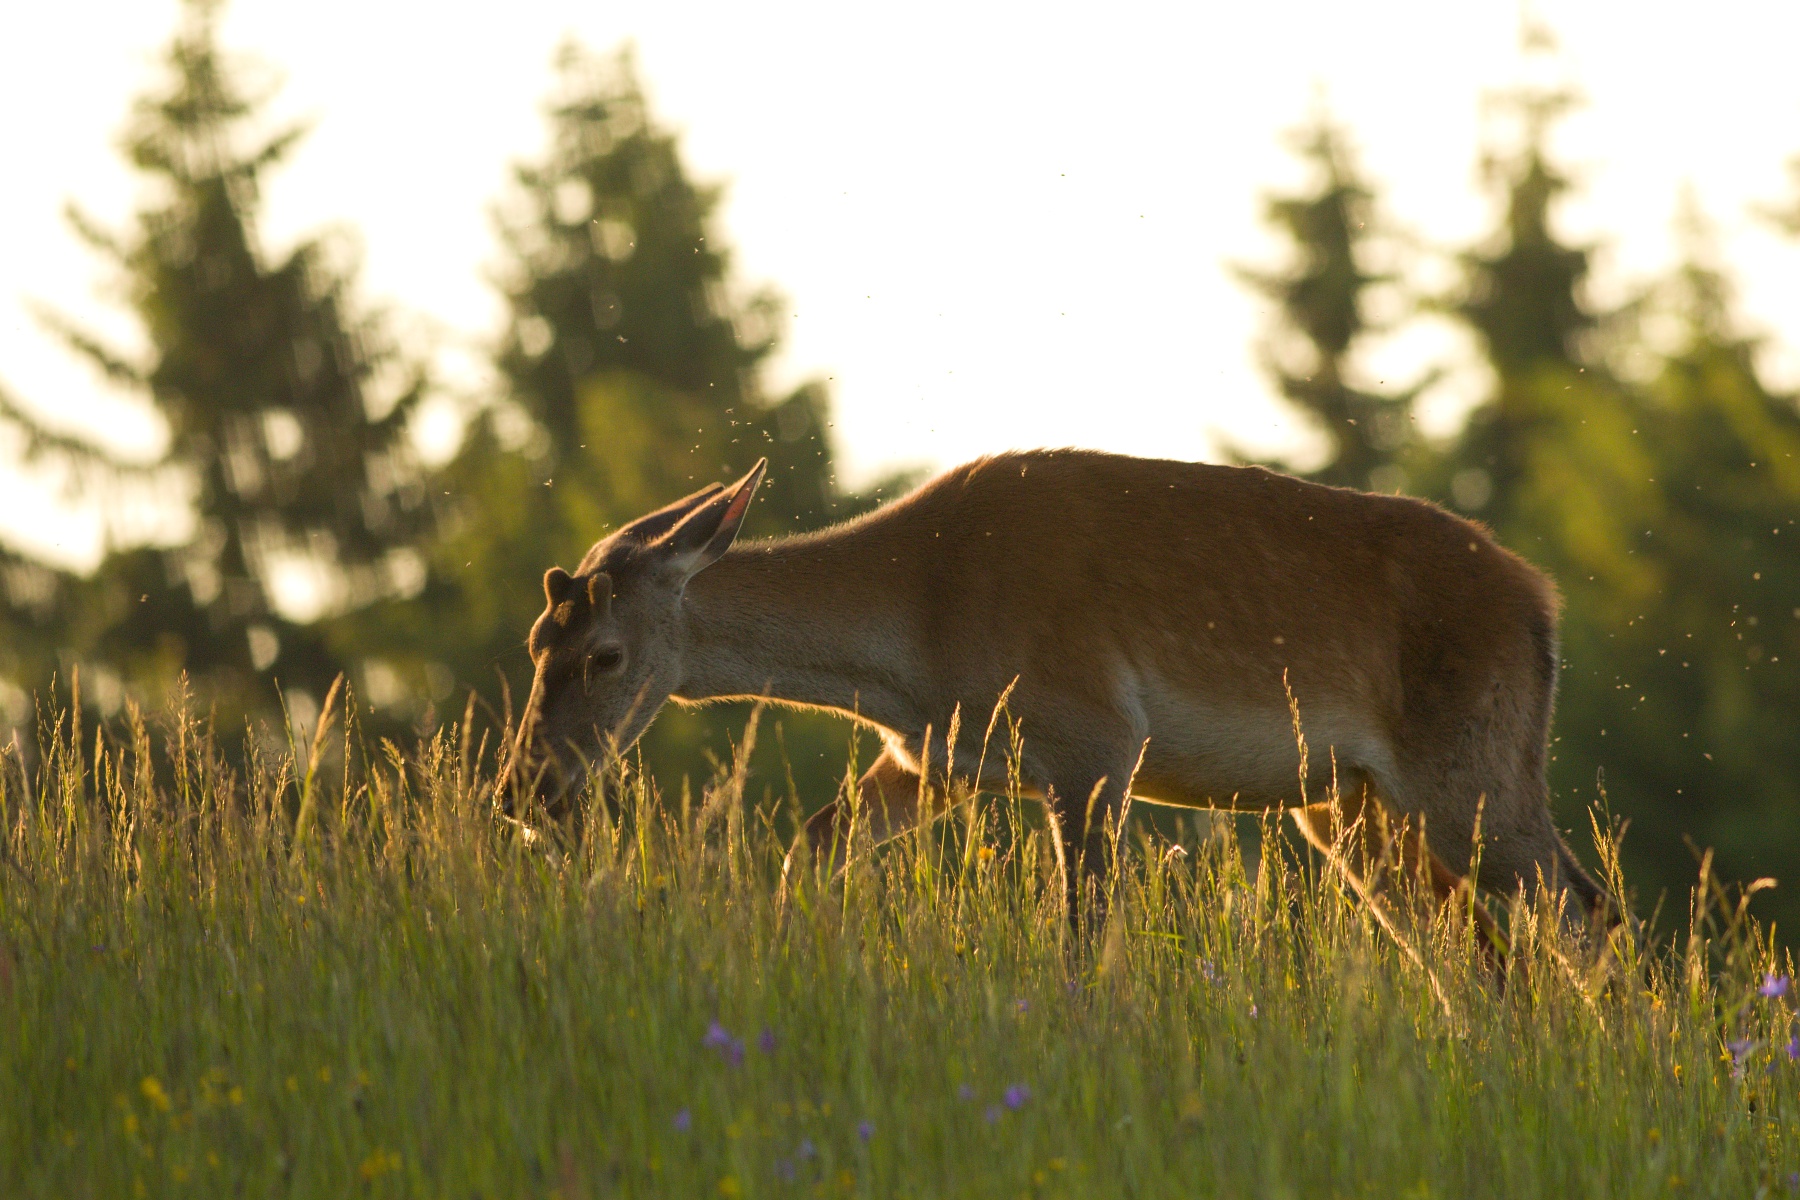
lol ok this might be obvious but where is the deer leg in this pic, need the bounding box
[1292,781,1508,971]
[1044,762,1136,942]
[1396,822,1510,968]
[782,745,929,884]
[1472,805,1606,933]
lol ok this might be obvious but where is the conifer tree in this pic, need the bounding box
[0,0,429,721]
[1600,221,1800,924]
[1422,62,1684,897]
[1431,44,1800,922]
[1433,77,1605,525]
[1760,151,1800,237]
[489,42,836,528]
[1237,112,1421,491]
[339,42,872,793]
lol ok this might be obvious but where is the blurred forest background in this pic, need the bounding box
[3,1,1799,933]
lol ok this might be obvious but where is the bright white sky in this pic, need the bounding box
[3,0,1799,574]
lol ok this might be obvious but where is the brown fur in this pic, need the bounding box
[507,449,1606,933]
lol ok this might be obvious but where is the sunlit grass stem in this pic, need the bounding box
[0,691,1795,1198]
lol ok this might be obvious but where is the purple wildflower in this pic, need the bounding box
[673,1108,692,1133]
[957,1083,976,1102]
[1249,1003,1259,1019]
[984,1104,1002,1124]
[758,1027,778,1054]
[857,1120,874,1142]
[1787,1171,1800,1192]
[1787,1034,1799,1061]
[1760,973,1792,1000]
[775,1157,796,1183]
[1003,1084,1031,1110]
[798,1138,817,1160]
[703,1021,746,1066]
[1728,1037,1755,1061]
[1015,998,1029,1014]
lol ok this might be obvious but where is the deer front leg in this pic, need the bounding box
[1291,781,1508,972]
[781,745,932,887]
[1044,761,1137,942]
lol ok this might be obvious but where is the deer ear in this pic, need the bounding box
[661,458,767,580]
[586,571,612,619]
[544,567,576,607]
[615,481,726,544]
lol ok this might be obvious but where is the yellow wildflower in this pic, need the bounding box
[140,1077,172,1113]
[358,1149,402,1180]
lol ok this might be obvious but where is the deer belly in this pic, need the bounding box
[1135,695,1387,811]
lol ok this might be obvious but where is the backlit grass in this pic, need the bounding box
[1,695,1796,1198]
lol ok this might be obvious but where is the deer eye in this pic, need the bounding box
[590,647,624,673]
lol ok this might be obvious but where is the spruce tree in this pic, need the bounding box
[1237,112,1421,492]
[1602,224,1800,926]
[1434,80,1604,525]
[0,0,429,722]
[492,41,838,530]
[1425,70,1687,900]
[1433,56,1800,923]
[1760,151,1800,237]
[339,42,869,793]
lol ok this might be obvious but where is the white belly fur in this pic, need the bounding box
[1132,682,1395,810]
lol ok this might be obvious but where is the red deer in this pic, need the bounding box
[504,449,1605,938]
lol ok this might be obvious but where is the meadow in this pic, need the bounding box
[1,692,1796,1199]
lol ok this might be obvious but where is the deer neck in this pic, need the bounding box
[672,536,921,730]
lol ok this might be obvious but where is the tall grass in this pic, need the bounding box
[1,691,1796,1199]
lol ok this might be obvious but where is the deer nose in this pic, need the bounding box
[532,763,574,816]
[497,726,551,819]
[494,755,524,818]
[499,743,578,821]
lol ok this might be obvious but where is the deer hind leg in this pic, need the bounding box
[1291,774,1508,970]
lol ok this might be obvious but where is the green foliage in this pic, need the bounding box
[334,42,889,799]
[1554,246,1800,926]
[1236,112,1423,492]
[0,0,429,726]
[1428,82,1595,520]
[2,706,1796,1198]
[1238,57,1800,934]
[2,0,1797,959]
[1422,81,1800,933]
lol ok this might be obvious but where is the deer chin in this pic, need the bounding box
[509,701,666,827]
[496,811,564,867]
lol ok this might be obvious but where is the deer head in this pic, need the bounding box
[500,459,766,816]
